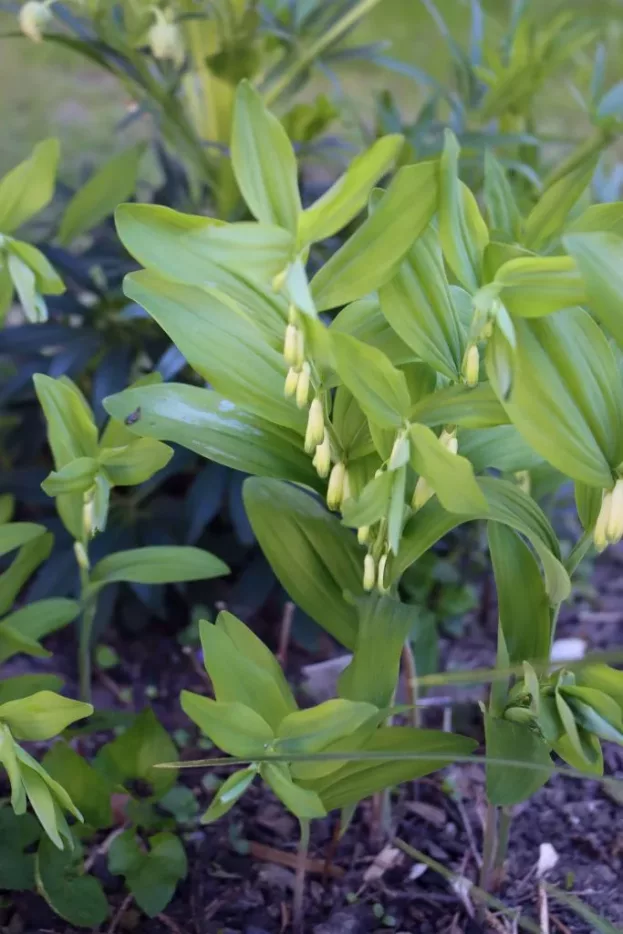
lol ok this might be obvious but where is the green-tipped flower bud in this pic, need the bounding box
[296,362,311,408]
[272,268,288,292]
[313,431,331,478]
[357,525,371,546]
[363,553,376,592]
[19,0,52,42]
[148,9,184,66]
[377,553,389,593]
[327,461,346,511]
[283,324,299,366]
[389,432,410,471]
[305,398,325,454]
[463,344,480,387]
[606,478,623,544]
[504,706,534,725]
[284,367,299,398]
[595,489,615,551]
[412,475,434,511]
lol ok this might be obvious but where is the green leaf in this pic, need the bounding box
[98,438,173,486]
[575,481,602,531]
[483,150,522,240]
[124,270,304,432]
[0,675,63,705]
[108,830,187,918]
[312,161,438,310]
[411,382,509,429]
[394,476,569,604]
[484,715,552,806]
[379,223,465,380]
[488,524,551,665]
[0,809,39,891]
[7,239,64,294]
[410,424,487,514]
[0,522,47,558]
[116,203,293,288]
[331,298,417,368]
[41,457,99,497]
[243,478,364,649]
[566,202,623,237]
[332,332,411,428]
[562,686,623,745]
[305,727,477,811]
[439,130,488,292]
[6,252,46,323]
[261,763,326,819]
[276,699,378,757]
[33,374,98,469]
[0,692,92,741]
[564,231,623,353]
[493,255,586,318]
[43,742,114,829]
[341,471,393,528]
[576,664,623,707]
[180,693,273,757]
[0,139,59,234]
[545,885,623,934]
[103,383,319,487]
[298,134,404,246]
[0,598,80,665]
[90,546,229,588]
[94,709,177,799]
[0,531,53,617]
[339,594,415,709]
[231,80,300,234]
[458,426,543,473]
[16,745,81,847]
[487,309,623,488]
[201,767,257,824]
[36,836,109,928]
[523,157,596,252]
[199,613,296,731]
[331,386,375,460]
[58,144,145,245]
[554,690,603,773]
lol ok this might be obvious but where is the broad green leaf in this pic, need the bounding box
[103,383,318,487]
[36,836,108,927]
[58,144,145,245]
[339,594,415,709]
[484,715,552,806]
[488,524,551,665]
[116,203,293,288]
[41,457,99,497]
[0,675,63,706]
[0,809,39,891]
[493,255,586,318]
[566,202,623,237]
[487,309,623,488]
[564,232,623,352]
[90,546,229,588]
[199,614,296,731]
[554,690,603,773]
[15,744,83,846]
[7,252,45,323]
[459,425,543,473]
[124,271,304,432]
[298,134,404,246]
[331,387,376,461]
[331,298,417,367]
[98,438,172,486]
[43,742,113,829]
[341,471,393,528]
[394,476,569,604]
[576,664,623,707]
[439,130,488,292]
[0,495,14,525]
[108,830,187,918]
[379,223,465,380]
[411,382,508,429]
[0,522,46,558]
[180,693,273,757]
[7,240,64,294]
[33,374,98,469]
[243,478,364,649]
[483,150,522,240]
[312,161,438,310]
[305,727,477,811]
[575,482,602,531]
[0,693,91,741]
[523,157,596,251]
[276,700,378,756]
[410,424,487,514]
[0,598,79,665]
[94,709,177,798]
[231,80,301,234]
[332,332,410,428]
[0,139,59,233]
[562,686,623,745]
[262,763,326,819]
[0,531,53,618]
[201,767,257,824]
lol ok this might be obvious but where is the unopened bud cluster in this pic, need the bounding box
[594,479,623,550]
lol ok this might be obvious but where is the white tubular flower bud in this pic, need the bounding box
[594,490,613,551]
[295,329,306,369]
[377,553,389,593]
[284,367,299,398]
[304,398,325,454]
[439,428,458,455]
[463,344,480,387]
[342,467,351,503]
[313,432,331,478]
[412,475,434,511]
[327,461,346,511]
[148,9,184,66]
[363,553,376,592]
[296,362,311,409]
[19,1,52,42]
[357,525,370,546]
[606,478,623,544]
[283,324,299,366]
[73,541,90,572]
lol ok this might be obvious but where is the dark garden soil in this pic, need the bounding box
[3,550,623,934]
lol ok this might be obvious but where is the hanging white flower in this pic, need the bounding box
[148,8,184,68]
[19,0,53,43]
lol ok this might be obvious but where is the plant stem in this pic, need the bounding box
[402,638,421,728]
[78,563,96,704]
[493,806,512,885]
[478,802,498,921]
[293,819,310,934]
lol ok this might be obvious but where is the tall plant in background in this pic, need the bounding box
[106,81,623,901]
